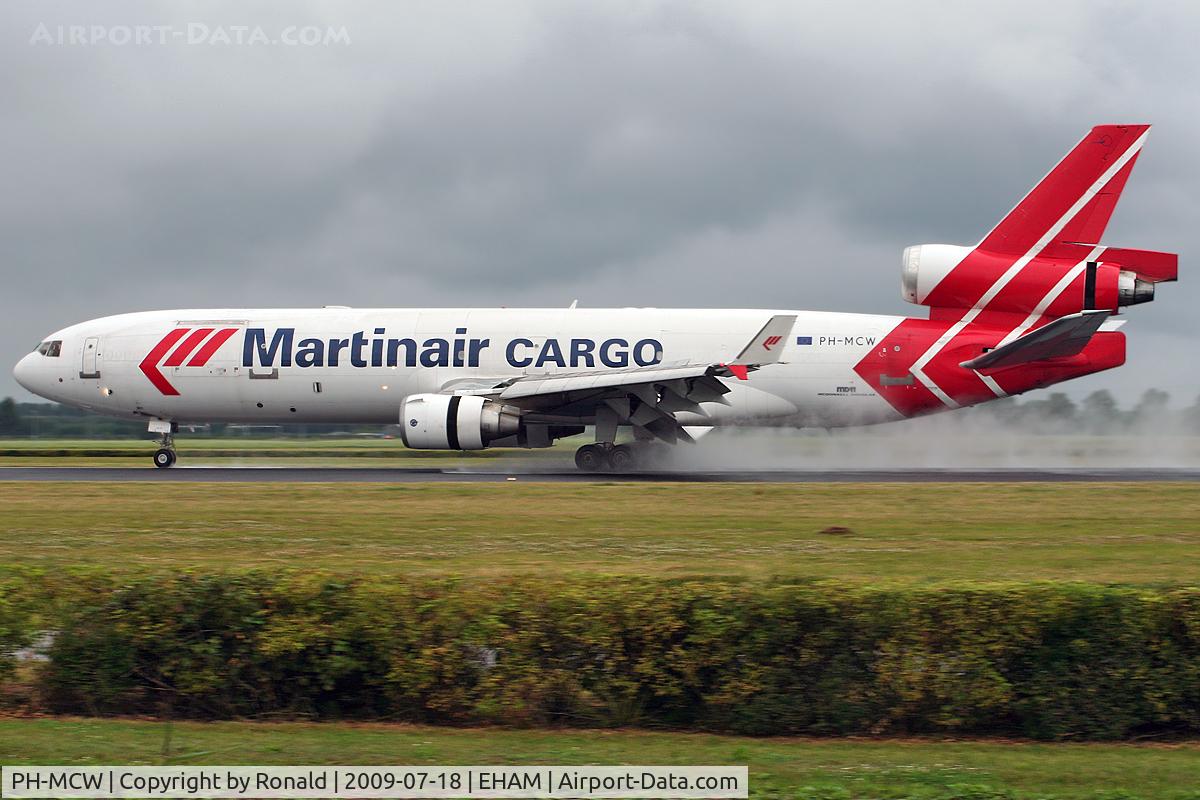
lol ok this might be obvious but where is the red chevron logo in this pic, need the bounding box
[139,327,238,395]
[762,335,783,351]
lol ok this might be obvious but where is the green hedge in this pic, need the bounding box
[3,572,1200,739]
[0,571,37,683]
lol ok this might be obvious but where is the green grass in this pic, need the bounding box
[1,482,1198,583]
[0,718,1196,799]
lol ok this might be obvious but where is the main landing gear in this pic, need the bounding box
[574,443,661,473]
[574,443,611,472]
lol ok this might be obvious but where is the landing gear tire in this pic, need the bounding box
[608,444,638,473]
[153,448,176,469]
[574,444,610,472]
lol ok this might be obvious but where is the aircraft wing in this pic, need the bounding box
[960,310,1111,371]
[440,314,796,444]
[497,362,730,400]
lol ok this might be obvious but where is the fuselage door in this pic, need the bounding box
[80,336,101,379]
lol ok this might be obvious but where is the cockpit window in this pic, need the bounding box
[35,340,61,357]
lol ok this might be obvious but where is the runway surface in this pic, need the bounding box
[2,466,1199,483]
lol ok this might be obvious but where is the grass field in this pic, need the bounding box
[1,718,1198,800]
[1,482,1198,583]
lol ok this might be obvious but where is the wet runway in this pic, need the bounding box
[1,466,1199,483]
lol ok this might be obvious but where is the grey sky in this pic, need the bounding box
[2,1,1195,404]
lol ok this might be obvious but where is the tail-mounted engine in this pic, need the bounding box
[901,243,1174,316]
[400,394,520,450]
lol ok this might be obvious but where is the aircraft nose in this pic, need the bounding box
[13,353,38,393]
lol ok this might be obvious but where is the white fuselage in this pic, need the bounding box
[14,307,910,431]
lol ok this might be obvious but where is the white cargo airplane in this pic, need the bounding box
[13,125,1177,470]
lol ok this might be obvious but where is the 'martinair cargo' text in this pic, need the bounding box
[243,328,666,370]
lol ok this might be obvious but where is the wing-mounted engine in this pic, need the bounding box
[400,393,520,450]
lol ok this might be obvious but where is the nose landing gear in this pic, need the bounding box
[153,446,177,469]
[148,419,178,469]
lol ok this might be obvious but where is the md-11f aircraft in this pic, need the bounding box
[13,125,1178,470]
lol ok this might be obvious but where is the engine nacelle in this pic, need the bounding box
[901,244,972,305]
[400,394,520,450]
[901,244,1154,314]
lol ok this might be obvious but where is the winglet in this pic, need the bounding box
[715,314,796,380]
[734,314,797,364]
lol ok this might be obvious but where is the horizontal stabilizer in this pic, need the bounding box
[961,310,1110,371]
[1101,247,1178,283]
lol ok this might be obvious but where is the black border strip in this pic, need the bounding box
[1084,261,1098,310]
[446,395,462,450]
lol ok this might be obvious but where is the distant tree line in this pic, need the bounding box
[2,390,1199,439]
[960,388,1199,435]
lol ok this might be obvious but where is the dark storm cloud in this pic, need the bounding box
[2,0,1196,401]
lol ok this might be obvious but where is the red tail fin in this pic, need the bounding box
[979,124,1149,257]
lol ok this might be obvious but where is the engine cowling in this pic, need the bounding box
[900,244,972,305]
[901,244,1154,315]
[400,394,520,450]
